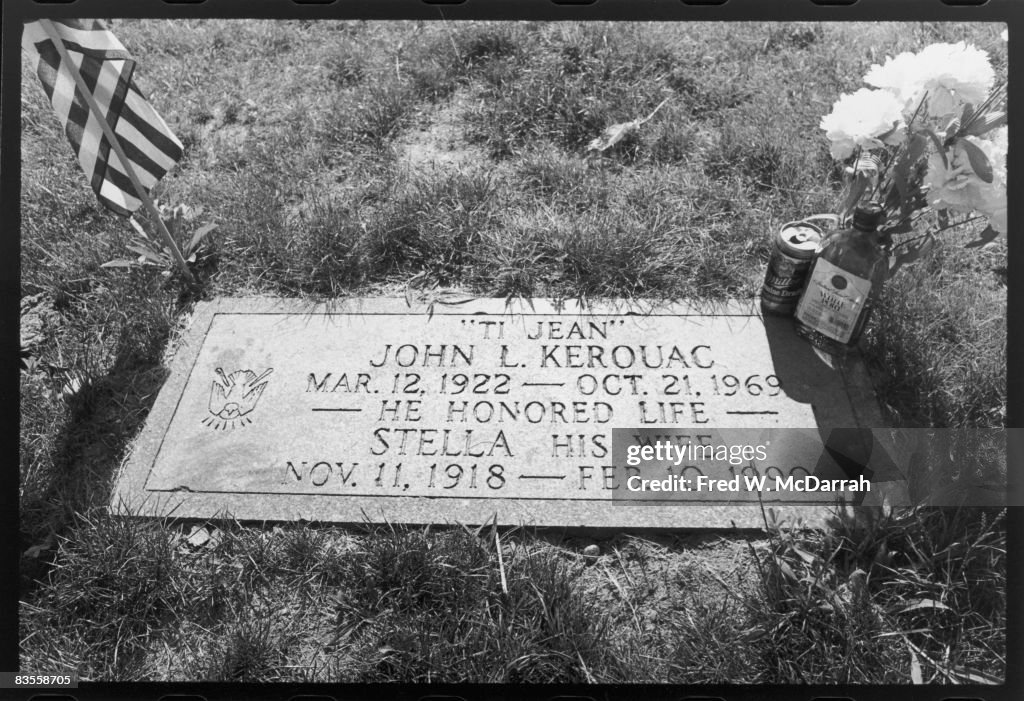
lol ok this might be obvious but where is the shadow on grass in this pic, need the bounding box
[20,336,172,597]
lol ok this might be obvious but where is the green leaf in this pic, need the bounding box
[129,217,151,241]
[910,649,923,684]
[905,132,929,165]
[959,137,994,183]
[944,116,960,142]
[776,559,798,583]
[875,121,901,145]
[894,598,953,614]
[888,234,936,278]
[187,223,218,254]
[965,224,1000,248]
[891,134,928,219]
[100,259,138,269]
[790,545,817,565]
[126,243,166,264]
[965,111,1007,137]
[951,666,1002,685]
[882,193,901,218]
[891,167,909,208]
[960,103,975,128]
[922,128,948,170]
[840,172,870,218]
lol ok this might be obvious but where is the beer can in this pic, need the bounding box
[761,220,823,315]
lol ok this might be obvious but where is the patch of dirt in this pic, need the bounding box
[285,89,488,224]
[538,532,769,639]
[191,99,260,168]
[20,293,60,356]
[395,89,487,171]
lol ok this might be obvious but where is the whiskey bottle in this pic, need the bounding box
[794,203,888,355]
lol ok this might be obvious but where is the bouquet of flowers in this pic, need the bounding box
[819,39,1007,274]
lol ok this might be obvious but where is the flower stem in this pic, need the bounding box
[891,214,986,250]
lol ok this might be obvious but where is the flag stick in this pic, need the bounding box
[38,19,195,285]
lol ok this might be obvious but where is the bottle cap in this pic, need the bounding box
[852,203,886,231]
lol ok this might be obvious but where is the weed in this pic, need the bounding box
[350,83,416,147]
[827,507,1006,683]
[206,613,303,682]
[456,24,520,67]
[324,44,365,87]
[20,511,179,679]
[744,512,903,683]
[864,243,1006,428]
[328,525,622,682]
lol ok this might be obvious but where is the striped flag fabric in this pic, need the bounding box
[22,19,183,216]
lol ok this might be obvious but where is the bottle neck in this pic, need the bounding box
[852,225,882,244]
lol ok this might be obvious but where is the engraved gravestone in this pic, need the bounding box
[112,298,907,529]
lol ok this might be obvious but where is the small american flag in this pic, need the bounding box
[23,19,183,216]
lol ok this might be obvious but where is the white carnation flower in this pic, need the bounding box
[864,51,921,106]
[820,88,905,160]
[866,42,995,120]
[925,127,1007,233]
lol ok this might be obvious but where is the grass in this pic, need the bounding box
[18,19,1007,682]
[18,510,1005,683]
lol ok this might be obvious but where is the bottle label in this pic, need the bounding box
[795,258,872,344]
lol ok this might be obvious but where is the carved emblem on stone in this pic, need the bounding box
[202,368,273,430]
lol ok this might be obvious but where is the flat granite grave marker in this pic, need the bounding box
[112,298,907,529]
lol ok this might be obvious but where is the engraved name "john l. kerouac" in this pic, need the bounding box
[112,298,887,527]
